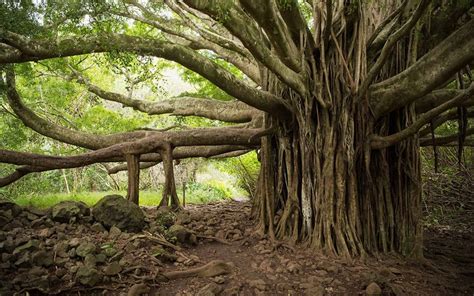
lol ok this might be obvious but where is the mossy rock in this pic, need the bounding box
[92,195,145,232]
[156,207,176,229]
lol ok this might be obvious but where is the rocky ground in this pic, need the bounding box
[0,197,473,295]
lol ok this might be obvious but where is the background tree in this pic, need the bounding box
[0,0,473,258]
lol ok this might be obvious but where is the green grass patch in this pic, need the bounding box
[12,182,233,208]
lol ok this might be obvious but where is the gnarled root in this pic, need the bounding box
[159,260,233,281]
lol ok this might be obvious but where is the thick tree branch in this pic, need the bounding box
[419,108,474,137]
[359,0,430,98]
[70,71,261,123]
[420,129,474,146]
[371,82,474,149]
[239,0,301,72]
[0,30,287,116]
[370,18,474,118]
[415,89,474,113]
[183,0,308,96]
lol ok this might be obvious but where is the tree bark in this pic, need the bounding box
[126,154,140,205]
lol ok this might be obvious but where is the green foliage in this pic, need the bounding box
[214,151,260,198]
[185,181,232,204]
[178,57,242,101]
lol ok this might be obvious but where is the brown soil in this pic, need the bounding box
[1,200,473,295]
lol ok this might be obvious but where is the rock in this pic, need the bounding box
[84,254,96,267]
[104,261,122,275]
[152,246,177,262]
[92,195,145,232]
[96,253,107,264]
[76,266,102,286]
[287,262,300,273]
[248,279,266,291]
[91,222,107,232]
[31,250,53,267]
[156,207,176,228]
[38,228,54,238]
[167,224,197,245]
[68,237,81,248]
[0,210,13,227]
[325,265,339,273]
[13,239,40,255]
[54,241,70,258]
[76,242,96,257]
[314,269,329,277]
[197,282,224,296]
[0,201,22,217]
[108,226,122,240]
[14,252,31,267]
[175,211,191,225]
[366,282,382,295]
[127,283,150,296]
[212,276,226,284]
[51,201,89,223]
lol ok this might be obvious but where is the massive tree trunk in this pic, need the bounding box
[256,85,422,258]
[254,5,425,256]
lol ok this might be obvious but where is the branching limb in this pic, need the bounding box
[359,0,430,98]
[239,0,301,72]
[69,70,260,123]
[414,89,474,113]
[370,18,474,118]
[183,0,308,96]
[420,129,474,146]
[371,82,474,149]
[0,30,287,116]
[419,108,474,137]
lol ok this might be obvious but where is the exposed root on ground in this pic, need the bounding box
[160,260,233,280]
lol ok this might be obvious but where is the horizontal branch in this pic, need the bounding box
[414,89,473,114]
[419,108,474,137]
[420,129,474,146]
[0,29,287,116]
[72,72,261,123]
[371,82,474,149]
[106,145,254,174]
[370,18,474,118]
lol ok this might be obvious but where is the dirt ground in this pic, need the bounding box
[0,200,473,295]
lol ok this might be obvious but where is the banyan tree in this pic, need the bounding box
[0,0,473,258]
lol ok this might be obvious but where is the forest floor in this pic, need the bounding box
[0,200,473,295]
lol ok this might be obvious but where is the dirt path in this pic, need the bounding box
[154,201,474,295]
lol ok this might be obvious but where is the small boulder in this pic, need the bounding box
[167,224,197,245]
[156,207,176,228]
[104,261,122,276]
[76,266,102,286]
[197,282,224,296]
[31,250,53,267]
[151,246,177,263]
[366,282,382,295]
[76,242,96,258]
[13,240,40,255]
[84,254,96,267]
[92,195,145,232]
[0,201,22,217]
[51,201,89,223]
[91,222,107,232]
[108,226,122,240]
